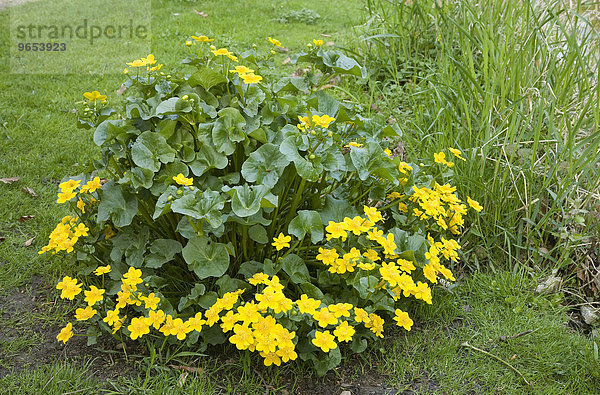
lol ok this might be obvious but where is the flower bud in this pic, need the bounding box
[181,95,189,101]
[328,131,333,137]
[167,196,173,201]
[177,189,183,195]
[186,40,193,47]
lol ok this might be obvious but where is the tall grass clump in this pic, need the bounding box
[357,0,600,277]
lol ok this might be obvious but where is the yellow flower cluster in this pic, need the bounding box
[39,216,88,254]
[210,47,238,62]
[126,54,163,72]
[297,114,336,132]
[409,183,474,234]
[229,65,262,84]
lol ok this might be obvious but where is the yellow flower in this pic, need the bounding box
[94,265,111,276]
[316,247,339,265]
[83,91,107,102]
[449,148,466,161]
[229,65,254,75]
[313,307,338,328]
[394,309,413,331]
[80,177,102,193]
[296,294,321,315]
[353,308,370,324]
[467,196,483,212]
[272,233,291,251]
[56,276,82,300]
[363,206,383,223]
[312,114,335,128]
[363,249,380,262]
[57,190,76,204]
[169,318,190,340]
[173,173,193,186]
[123,68,129,74]
[148,64,163,72]
[434,152,446,164]
[75,306,97,321]
[397,259,415,273]
[146,309,166,329]
[73,223,89,237]
[230,323,254,350]
[84,286,105,306]
[191,35,214,42]
[126,58,146,67]
[240,73,263,84]
[329,303,352,318]
[268,37,283,47]
[59,179,81,192]
[186,312,206,332]
[248,272,270,286]
[76,198,85,213]
[141,293,160,310]
[313,39,324,47]
[345,141,362,148]
[142,54,156,65]
[104,309,121,326]
[312,330,337,352]
[325,221,348,241]
[128,316,150,340]
[56,323,73,344]
[333,321,355,342]
[384,148,392,156]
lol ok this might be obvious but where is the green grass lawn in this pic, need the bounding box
[1,0,599,393]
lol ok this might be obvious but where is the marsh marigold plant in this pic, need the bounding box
[44,38,481,375]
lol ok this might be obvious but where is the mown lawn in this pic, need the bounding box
[1,0,599,393]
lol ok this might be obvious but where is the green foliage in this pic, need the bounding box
[277,8,321,25]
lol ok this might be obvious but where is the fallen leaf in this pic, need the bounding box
[193,10,208,17]
[178,372,188,388]
[326,41,335,47]
[510,354,517,361]
[321,34,332,37]
[282,57,291,65]
[116,84,127,95]
[0,237,5,243]
[0,177,19,184]
[18,215,35,223]
[21,186,38,197]
[24,237,35,247]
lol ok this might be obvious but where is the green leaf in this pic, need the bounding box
[132,131,177,172]
[349,142,396,182]
[248,224,268,244]
[188,137,229,176]
[155,97,192,115]
[126,167,154,189]
[288,210,323,243]
[241,143,290,188]
[352,274,378,299]
[146,239,182,269]
[320,196,358,224]
[231,184,269,217]
[97,181,138,227]
[280,137,322,181]
[215,275,251,296]
[311,346,341,377]
[182,236,230,279]
[189,66,227,91]
[171,189,227,228]
[281,254,310,284]
[320,50,366,78]
[109,227,149,268]
[212,108,247,155]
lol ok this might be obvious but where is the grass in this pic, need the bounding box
[1,0,599,393]
[353,0,600,274]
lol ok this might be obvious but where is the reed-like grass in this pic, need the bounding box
[357,0,600,274]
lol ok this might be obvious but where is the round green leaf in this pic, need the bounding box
[182,236,230,279]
